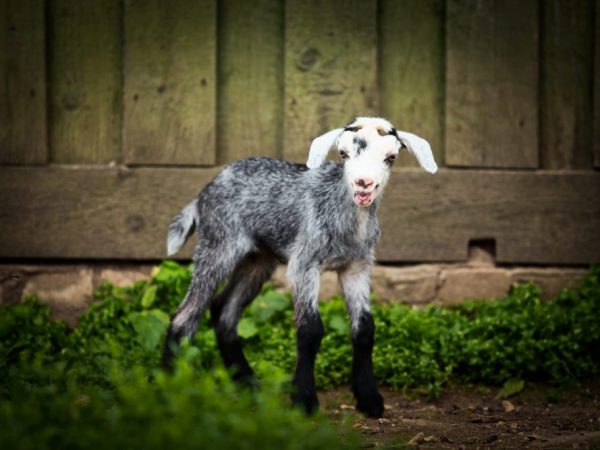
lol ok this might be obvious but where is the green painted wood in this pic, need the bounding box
[49,0,121,164]
[541,0,594,169]
[217,0,283,163]
[1,167,598,264]
[0,0,47,164]
[594,0,600,168]
[379,0,444,169]
[445,0,538,168]
[283,0,378,163]
[123,0,216,165]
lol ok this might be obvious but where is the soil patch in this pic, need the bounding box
[320,380,600,449]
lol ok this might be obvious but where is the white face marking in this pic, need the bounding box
[336,117,401,207]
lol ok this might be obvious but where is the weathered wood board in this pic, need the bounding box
[123,0,216,165]
[594,0,600,168]
[445,0,538,168]
[49,0,121,164]
[0,0,47,164]
[0,167,219,259]
[217,0,283,163]
[1,167,598,264]
[541,0,594,169]
[379,0,444,168]
[283,0,378,163]
[379,169,600,263]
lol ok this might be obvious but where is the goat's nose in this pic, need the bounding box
[354,178,374,189]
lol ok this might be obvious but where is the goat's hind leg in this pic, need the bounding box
[210,252,276,384]
[162,242,249,369]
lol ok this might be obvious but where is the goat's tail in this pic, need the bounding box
[166,199,198,256]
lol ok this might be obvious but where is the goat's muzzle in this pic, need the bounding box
[353,189,375,207]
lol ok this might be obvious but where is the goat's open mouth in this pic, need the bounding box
[354,190,375,207]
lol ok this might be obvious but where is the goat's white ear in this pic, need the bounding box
[306,128,344,169]
[396,130,438,174]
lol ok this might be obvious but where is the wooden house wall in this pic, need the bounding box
[1,0,598,263]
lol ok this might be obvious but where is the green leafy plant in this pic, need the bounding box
[0,262,599,449]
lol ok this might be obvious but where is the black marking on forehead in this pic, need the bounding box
[344,117,361,132]
[387,127,406,147]
[353,136,367,154]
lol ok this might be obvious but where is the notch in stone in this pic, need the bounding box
[468,238,496,266]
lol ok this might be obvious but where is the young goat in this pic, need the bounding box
[163,117,438,417]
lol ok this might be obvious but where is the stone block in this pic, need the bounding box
[371,265,440,304]
[22,268,94,326]
[436,267,512,305]
[0,266,28,304]
[270,266,341,300]
[97,265,153,287]
[510,268,587,300]
[320,271,341,299]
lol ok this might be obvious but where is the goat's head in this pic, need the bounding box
[306,117,438,207]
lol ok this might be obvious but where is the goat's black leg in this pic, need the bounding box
[292,311,324,415]
[351,312,384,417]
[340,261,384,418]
[289,266,323,415]
[210,252,276,384]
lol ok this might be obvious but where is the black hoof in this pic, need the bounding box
[232,370,259,389]
[356,391,384,418]
[291,391,320,416]
[161,345,176,372]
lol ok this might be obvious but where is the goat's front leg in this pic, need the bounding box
[289,264,324,415]
[340,262,384,418]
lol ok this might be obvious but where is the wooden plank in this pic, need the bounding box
[217,0,283,163]
[0,167,219,259]
[541,0,594,169]
[49,0,121,164]
[283,0,377,163]
[123,0,216,165]
[379,0,444,168]
[0,0,47,164]
[445,0,538,168]
[0,167,598,264]
[380,170,600,263]
[594,0,600,168]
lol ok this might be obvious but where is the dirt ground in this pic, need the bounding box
[320,380,600,449]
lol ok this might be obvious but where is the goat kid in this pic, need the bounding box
[162,117,438,417]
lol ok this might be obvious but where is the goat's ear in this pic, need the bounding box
[395,130,438,174]
[306,128,344,169]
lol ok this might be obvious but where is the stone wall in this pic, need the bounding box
[0,264,153,326]
[0,261,588,327]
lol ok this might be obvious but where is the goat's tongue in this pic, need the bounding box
[356,192,370,200]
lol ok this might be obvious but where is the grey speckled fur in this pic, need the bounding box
[162,117,437,417]
[166,158,379,332]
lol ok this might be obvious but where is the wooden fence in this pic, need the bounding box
[1,0,599,264]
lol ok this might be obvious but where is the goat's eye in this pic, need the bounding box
[339,150,349,161]
[384,154,396,165]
